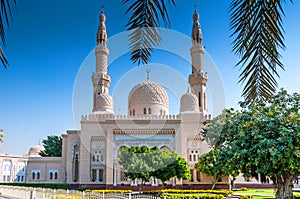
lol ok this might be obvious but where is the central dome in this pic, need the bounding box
[128,79,169,116]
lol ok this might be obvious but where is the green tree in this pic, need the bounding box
[119,146,156,193]
[151,150,190,188]
[119,146,190,191]
[196,150,225,190]
[199,110,240,190]
[0,129,4,152]
[202,89,300,199]
[39,135,62,157]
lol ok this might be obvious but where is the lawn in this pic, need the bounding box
[234,189,275,199]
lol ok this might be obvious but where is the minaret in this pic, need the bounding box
[188,7,208,113]
[92,8,113,113]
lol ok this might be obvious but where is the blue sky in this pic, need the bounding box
[0,0,299,154]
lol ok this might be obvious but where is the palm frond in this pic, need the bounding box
[123,0,175,65]
[230,0,292,101]
[0,0,16,68]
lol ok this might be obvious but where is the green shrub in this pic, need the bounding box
[146,189,233,196]
[294,193,300,199]
[240,195,253,199]
[161,193,224,199]
[240,187,248,191]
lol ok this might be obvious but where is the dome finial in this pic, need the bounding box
[101,5,104,14]
[146,68,151,80]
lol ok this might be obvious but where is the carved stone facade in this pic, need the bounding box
[24,8,221,187]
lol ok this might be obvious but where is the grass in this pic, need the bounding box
[234,189,275,199]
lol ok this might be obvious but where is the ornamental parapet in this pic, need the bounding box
[81,114,181,122]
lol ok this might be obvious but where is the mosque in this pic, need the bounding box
[23,8,226,188]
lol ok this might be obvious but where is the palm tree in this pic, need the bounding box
[124,0,293,101]
[230,0,293,101]
[0,0,16,68]
[122,0,175,65]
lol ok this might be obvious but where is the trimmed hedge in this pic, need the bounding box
[240,195,253,199]
[0,182,69,189]
[143,189,233,197]
[294,193,300,199]
[161,193,224,199]
[240,187,248,191]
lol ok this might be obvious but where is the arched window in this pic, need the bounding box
[197,171,201,182]
[99,169,104,182]
[50,172,53,180]
[32,173,35,180]
[199,92,202,107]
[190,169,194,182]
[129,110,132,116]
[148,108,151,114]
[160,110,162,115]
[54,172,58,180]
[133,110,135,116]
[144,108,147,114]
[204,92,207,110]
[37,172,40,180]
[92,169,96,182]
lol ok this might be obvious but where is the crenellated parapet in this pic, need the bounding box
[81,113,211,122]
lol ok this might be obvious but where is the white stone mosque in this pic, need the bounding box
[2,8,234,188]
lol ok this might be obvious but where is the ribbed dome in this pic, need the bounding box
[29,145,45,157]
[94,93,114,113]
[180,91,199,112]
[128,80,169,116]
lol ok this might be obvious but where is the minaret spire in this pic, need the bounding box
[192,6,202,45]
[188,6,208,114]
[97,6,107,47]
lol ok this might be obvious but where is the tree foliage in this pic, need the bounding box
[201,89,300,199]
[119,146,190,189]
[39,135,62,157]
[0,0,16,68]
[151,151,190,186]
[230,0,293,101]
[122,0,175,65]
[196,149,227,190]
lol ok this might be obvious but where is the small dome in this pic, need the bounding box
[180,91,199,112]
[94,93,114,113]
[29,145,45,157]
[128,80,169,116]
